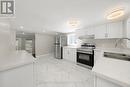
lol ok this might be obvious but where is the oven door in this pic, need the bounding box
[77,52,94,67]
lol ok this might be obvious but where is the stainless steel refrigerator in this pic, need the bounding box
[54,34,67,59]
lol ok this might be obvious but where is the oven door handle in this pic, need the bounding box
[77,51,93,55]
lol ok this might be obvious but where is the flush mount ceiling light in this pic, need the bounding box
[67,18,80,29]
[107,9,124,20]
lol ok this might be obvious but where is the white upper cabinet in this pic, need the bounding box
[127,18,130,38]
[76,21,124,39]
[107,21,123,38]
[94,24,107,39]
[126,18,130,48]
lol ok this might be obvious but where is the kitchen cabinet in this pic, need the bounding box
[94,24,107,39]
[126,18,130,48]
[127,18,130,38]
[95,21,123,39]
[63,47,77,63]
[107,21,123,38]
[94,76,122,87]
[76,21,124,39]
[94,49,103,66]
[93,48,130,87]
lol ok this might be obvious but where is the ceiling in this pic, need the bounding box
[12,0,130,33]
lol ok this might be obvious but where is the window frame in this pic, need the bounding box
[67,33,77,46]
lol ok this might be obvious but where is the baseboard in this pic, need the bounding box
[36,53,54,58]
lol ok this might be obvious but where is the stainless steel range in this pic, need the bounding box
[77,43,95,68]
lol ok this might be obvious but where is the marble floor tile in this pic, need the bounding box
[35,56,94,87]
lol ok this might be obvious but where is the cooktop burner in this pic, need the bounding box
[78,43,95,50]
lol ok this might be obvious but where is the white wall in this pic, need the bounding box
[0,22,16,58]
[35,33,55,57]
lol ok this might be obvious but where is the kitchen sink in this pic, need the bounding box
[104,52,130,61]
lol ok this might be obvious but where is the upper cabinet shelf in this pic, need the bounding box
[76,21,124,39]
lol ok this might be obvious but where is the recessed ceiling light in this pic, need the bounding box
[107,9,124,20]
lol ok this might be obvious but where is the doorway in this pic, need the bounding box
[16,31,36,57]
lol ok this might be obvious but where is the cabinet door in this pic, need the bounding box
[96,77,122,87]
[127,19,130,38]
[127,19,130,48]
[69,48,76,63]
[95,24,107,39]
[107,21,123,38]
[94,50,103,66]
[63,48,69,60]
[63,48,76,63]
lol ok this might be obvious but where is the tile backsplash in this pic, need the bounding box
[77,39,127,48]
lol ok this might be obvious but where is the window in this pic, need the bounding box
[67,34,77,45]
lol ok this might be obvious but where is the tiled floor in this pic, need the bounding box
[35,56,94,87]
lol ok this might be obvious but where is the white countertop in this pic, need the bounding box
[63,46,79,49]
[0,51,35,72]
[92,57,130,87]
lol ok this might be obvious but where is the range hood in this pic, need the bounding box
[78,35,95,39]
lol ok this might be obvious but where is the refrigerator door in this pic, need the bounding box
[55,35,61,44]
[55,45,61,59]
[54,34,67,59]
[61,35,67,46]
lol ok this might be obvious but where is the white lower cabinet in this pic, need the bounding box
[94,50,103,65]
[94,76,122,87]
[63,47,77,63]
[0,63,34,87]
